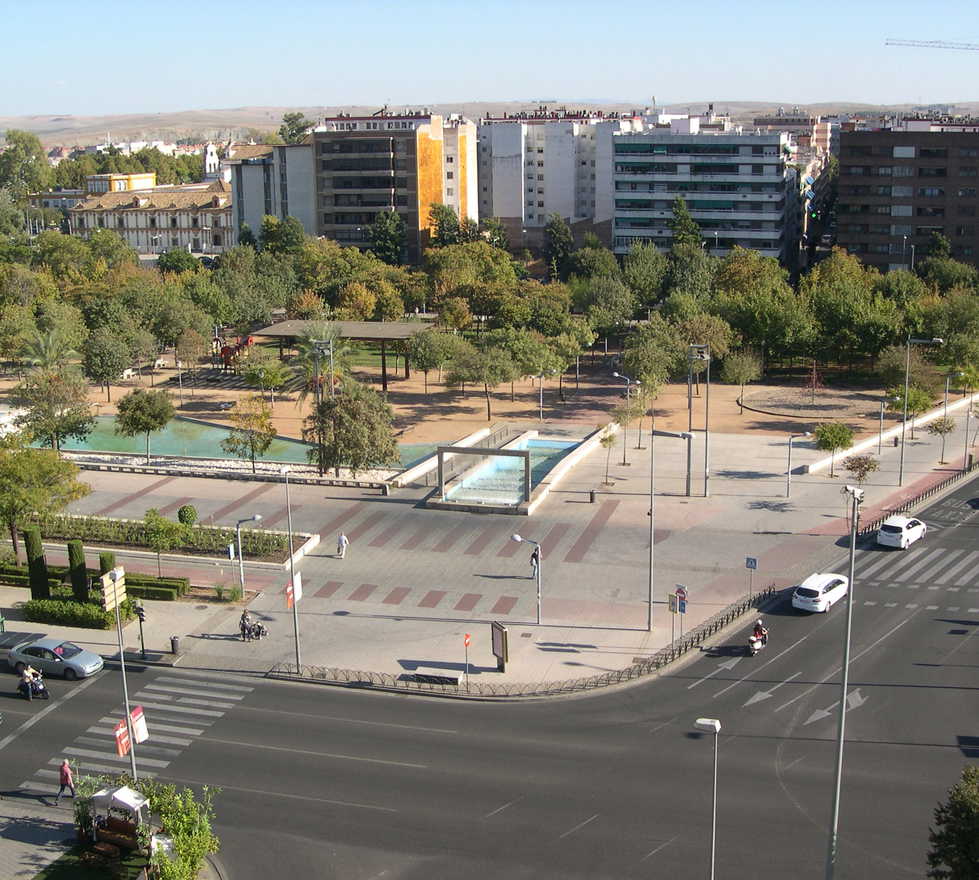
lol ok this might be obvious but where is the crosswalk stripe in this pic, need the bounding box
[892,548,945,582]
[155,674,253,693]
[884,602,898,607]
[906,604,919,608]
[948,587,961,592]
[88,726,192,747]
[936,551,978,584]
[75,735,181,759]
[926,605,939,610]
[920,549,967,581]
[133,700,224,718]
[948,606,960,612]
[856,553,898,579]
[49,757,157,778]
[64,746,170,768]
[969,608,979,613]
[175,697,236,709]
[19,781,60,795]
[99,715,208,736]
[142,682,245,700]
[864,601,878,606]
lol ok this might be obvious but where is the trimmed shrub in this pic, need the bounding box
[23,598,134,630]
[99,551,116,575]
[23,527,50,601]
[177,504,198,526]
[67,540,88,603]
[126,585,179,601]
[0,563,189,597]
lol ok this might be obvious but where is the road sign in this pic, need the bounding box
[746,557,758,570]
[491,622,508,672]
[114,720,131,757]
[228,543,235,560]
[130,705,148,744]
[675,585,688,601]
[668,594,678,614]
[100,567,126,612]
[464,633,471,647]
[678,599,687,614]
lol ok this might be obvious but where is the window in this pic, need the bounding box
[958,205,977,217]
[892,185,914,197]
[537,201,544,207]
[752,165,765,175]
[213,234,222,247]
[97,217,105,228]
[919,167,947,177]
[893,146,915,158]
[960,148,979,158]
[916,206,945,217]
[192,216,199,228]
[446,156,453,163]
[920,147,948,159]
[170,236,178,247]
[446,188,453,196]
[892,166,914,177]
[957,187,977,197]
[891,205,913,216]
[446,171,453,179]
[960,167,978,177]
[954,225,974,236]
[214,216,221,227]
[117,217,124,228]
[891,224,913,235]
[537,175,544,181]
[917,187,944,197]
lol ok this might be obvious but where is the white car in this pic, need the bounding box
[876,515,927,550]
[792,573,849,613]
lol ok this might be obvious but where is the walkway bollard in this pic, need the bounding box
[589,489,596,503]
[170,636,180,655]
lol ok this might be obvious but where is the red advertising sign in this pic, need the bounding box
[114,719,131,757]
[130,705,148,744]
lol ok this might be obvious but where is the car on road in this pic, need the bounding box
[7,638,104,680]
[876,515,927,549]
[791,572,849,613]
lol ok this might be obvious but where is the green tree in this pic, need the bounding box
[175,327,208,390]
[877,344,941,396]
[286,288,329,322]
[927,416,957,464]
[23,526,49,600]
[67,539,89,602]
[115,389,175,463]
[843,454,879,485]
[242,348,291,407]
[278,111,314,144]
[437,296,473,331]
[429,203,461,247]
[18,318,85,369]
[623,313,686,387]
[927,764,979,880]
[368,210,407,264]
[543,213,575,280]
[0,434,90,563]
[13,367,94,451]
[85,229,138,273]
[668,197,702,249]
[143,508,188,578]
[814,422,855,477]
[583,276,636,336]
[407,329,455,394]
[260,215,306,256]
[177,504,197,526]
[220,395,278,473]
[623,240,668,311]
[917,256,979,294]
[480,216,510,250]
[158,248,199,274]
[445,343,517,421]
[600,427,616,485]
[888,385,935,439]
[0,129,50,197]
[82,326,130,401]
[927,231,953,259]
[720,348,763,413]
[302,380,399,477]
[566,246,620,281]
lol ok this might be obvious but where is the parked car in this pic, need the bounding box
[8,638,103,680]
[791,572,849,613]
[876,515,927,550]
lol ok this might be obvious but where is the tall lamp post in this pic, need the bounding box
[647,419,655,632]
[109,568,139,781]
[878,399,886,453]
[694,717,722,880]
[825,485,863,880]
[281,468,302,672]
[235,514,262,597]
[652,429,694,498]
[786,431,811,498]
[899,336,943,486]
[612,372,640,465]
[688,345,711,497]
[511,534,541,625]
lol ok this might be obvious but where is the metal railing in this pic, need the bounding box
[266,585,778,699]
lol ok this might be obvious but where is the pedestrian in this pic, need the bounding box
[337,531,349,559]
[530,544,541,580]
[56,759,75,804]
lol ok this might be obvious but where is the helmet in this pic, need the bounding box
[756,619,763,626]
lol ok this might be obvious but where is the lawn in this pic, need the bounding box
[33,844,148,879]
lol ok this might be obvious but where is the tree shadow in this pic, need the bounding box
[748,500,794,512]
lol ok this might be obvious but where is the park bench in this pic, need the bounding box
[412,667,461,686]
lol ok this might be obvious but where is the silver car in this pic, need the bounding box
[8,638,104,680]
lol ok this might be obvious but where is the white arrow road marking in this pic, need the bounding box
[687,656,743,689]
[714,629,820,699]
[804,688,868,725]
[775,617,910,713]
[743,671,803,707]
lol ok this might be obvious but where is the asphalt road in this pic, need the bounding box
[3,476,977,879]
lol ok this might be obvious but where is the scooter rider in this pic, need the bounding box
[19,665,40,700]
[239,611,252,641]
[753,619,768,646]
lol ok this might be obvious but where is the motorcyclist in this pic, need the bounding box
[753,619,768,645]
[239,611,252,641]
[19,666,40,700]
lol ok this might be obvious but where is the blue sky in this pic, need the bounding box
[3,0,978,116]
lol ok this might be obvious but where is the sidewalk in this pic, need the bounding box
[0,791,75,880]
[1,402,973,690]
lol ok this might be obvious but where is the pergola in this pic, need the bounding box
[253,320,430,392]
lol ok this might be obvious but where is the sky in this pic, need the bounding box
[2,0,979,118]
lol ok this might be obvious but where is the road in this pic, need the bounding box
[3,476,977,879]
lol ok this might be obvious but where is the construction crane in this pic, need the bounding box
[885,39,979,51]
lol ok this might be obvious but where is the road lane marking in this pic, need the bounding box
[133,700,224,717]
[687,656,742,689]
[88,726,192,747]
[143,682,246,700]
[237,705,457,735]
[64,746,170,768]
[804,688,867,725]
[155,674,253,692]
[204,736,428,769]
[782,756,805,772]
[558,813,599,839]
[893,548,945,581]
[743,671,802,707]
[713,629,820,698]
[176,697,238,709]
[640,836,678,862]
[484,796,524,819]
[0,672,103,753]
[775,617,910,713]
[936,550,979,584]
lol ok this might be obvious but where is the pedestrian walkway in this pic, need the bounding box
[0,792,74,880]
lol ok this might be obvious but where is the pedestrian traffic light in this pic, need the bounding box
[135,606,146,622]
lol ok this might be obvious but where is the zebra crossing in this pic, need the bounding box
[19,670,253,797]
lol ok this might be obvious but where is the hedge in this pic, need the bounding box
[126,585,179,601]
[0,564,189,597]
[29,513,288,557]
[23,598,134,630]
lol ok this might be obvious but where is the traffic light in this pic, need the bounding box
[135,606,146,622]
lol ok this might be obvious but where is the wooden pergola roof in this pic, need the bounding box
[254,320,430,342]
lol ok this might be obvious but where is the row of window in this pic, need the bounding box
[848,241,975,257]
[614,143,779,156]
[77,214,223,229]
[615,217,781,231]
[840,223,974,236]
[843,145,979,159]
[615,181,782,194]
[612,233,782,250]
[614,198,782,212]
[843,165,977,177]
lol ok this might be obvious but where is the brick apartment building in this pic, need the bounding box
[836,128,979,270]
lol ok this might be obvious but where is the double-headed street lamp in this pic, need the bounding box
[688,345,711,497]
[825,485,863,880]
[786,431,811,498]
[510,534,541,625]
[612,372,641,465]
[281,467,302,672]
[694,717,722,880]
[899,336,943,486]
[235,514,262,597]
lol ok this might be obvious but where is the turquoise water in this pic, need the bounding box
[445,438,578,505]
[53,416,435,470]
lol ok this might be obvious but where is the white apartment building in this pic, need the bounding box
[610,120,798,263]
[476,111,643,244]
[229,144,317,240]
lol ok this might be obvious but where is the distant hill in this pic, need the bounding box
[3,100,979,147]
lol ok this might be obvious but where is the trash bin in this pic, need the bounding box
[170,636,180,655]
[589,489,597,503]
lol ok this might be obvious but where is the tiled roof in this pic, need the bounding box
[70,188,232,212]
[226,143,274,160]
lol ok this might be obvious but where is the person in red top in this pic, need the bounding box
[56,759,75,804]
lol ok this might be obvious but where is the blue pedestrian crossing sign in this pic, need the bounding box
[678,599,687,614]
[745,556,757,570]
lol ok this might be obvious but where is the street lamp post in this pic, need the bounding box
[612,372,640,466]
[652,429,694,498]
[109,568,139,781]
[825,485,863,880]
[235,514,262,597]
[647,422,655,632]
[878,399,886,454]
[511,534,541,625]
[910,243,916,272]
[786,431,811,498]
[965,405,973,474]
[899,336,943,486]
[689,345,711,496]
[281,468,301,672]
[694,717,722,880]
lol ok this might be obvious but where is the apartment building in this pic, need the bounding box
[476,109,642,245]
[610,119,797,262]
[753,108,831,155]
[86,172,157,194]
[230,143,316,240]
[69,180,234,255]
[836,128,979,270]
[310,112,477,261]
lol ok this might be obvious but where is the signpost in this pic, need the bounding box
[130,705,149,744]
[491,622,508,672]
[675,585,688,639]
[286,572,303,610]
[100,569,126,612]
[464,633,471,691]
[745,556,758,599]
[114,719,131,757]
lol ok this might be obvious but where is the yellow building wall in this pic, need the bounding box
[415,127,444,251]
[457,131,468,220]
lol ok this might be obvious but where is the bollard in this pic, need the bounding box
[589,489,596,503]
[893,436,899,447]
[170,635,180,655]
[381,483,391,497]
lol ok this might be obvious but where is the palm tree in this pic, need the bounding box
[293,323,352,408]
[20,326,79,369]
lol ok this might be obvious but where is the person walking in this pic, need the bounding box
[530,544,541,580]
[337,531,349,559]
[56,759,75,804]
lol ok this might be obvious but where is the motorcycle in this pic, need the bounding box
[248,622,269,641]
[747,631,768,656]
[17,674,50,701]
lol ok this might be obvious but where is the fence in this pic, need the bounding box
[266,584,778,698]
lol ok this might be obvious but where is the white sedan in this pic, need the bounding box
[876,515,927,550]
[792,573,849,613]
